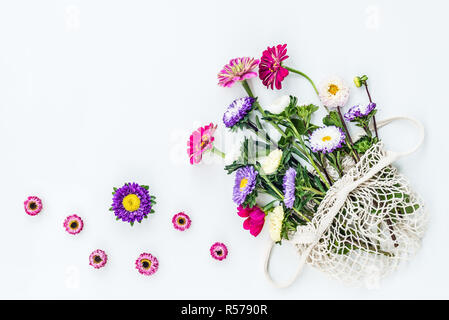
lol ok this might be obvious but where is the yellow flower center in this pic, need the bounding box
[141,259,152,269]
[322,135,332,142]
[239,178,248,190]
[122,194,141,212]
[328,84,339,95]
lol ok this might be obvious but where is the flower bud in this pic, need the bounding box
[353,76,363,88]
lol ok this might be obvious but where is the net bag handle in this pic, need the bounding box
[264,116,425,288]
[373,116,425,160]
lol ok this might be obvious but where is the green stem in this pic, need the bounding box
[211,147,225,159]
[241,80,331,189]
[287,119,331,187]
[259,172,310,223]
[301,186,325,196]
[296,135,331,189]
[336,106,360,162]
[284,66,319,96]
[246,120,278,149]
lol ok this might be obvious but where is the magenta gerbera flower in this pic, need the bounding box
[135,252,159,276]
[187,123,217,164]
[210,242,228,261]
[89,249,108,269]
[218,57,260,88]
[259,44,290,90]
[63,214,84,235]
[24,196,42,216]
[172,212,191,231]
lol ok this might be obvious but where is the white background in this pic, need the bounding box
[0,0,448,299]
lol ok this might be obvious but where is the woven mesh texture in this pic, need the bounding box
[291,142,427,287]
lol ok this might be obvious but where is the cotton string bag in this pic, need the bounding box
[264,116,427,288]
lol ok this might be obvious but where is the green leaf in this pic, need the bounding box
[323,111,343,128]
[297,104,319,123]
[353,135,374,154]
[262,200,278,212]
[255,115,263,130]
[290,118,307,135]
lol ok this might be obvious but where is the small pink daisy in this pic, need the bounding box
[218,57,260,88]
[135,252,159,276]
[89,249,108,269]
[210,242,228,261]
[63,214,84,235]
[172,212,191,231]
[24,196,43,216]
[187,123,217,164]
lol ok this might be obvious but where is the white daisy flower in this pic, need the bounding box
[268,205,284,242]
[263,95,290,114]
[309,125,346,154]
[318,76,350,109]
[261,149,283,174]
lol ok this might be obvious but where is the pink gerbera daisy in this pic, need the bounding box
[24,196,43,216]
[259,44,290,90]
[237,205,265,237]
[172,212,191,231]
[63,214,84,235]
[217,57,260,88]
[210,242,228,261]
[135,252,159,276]
[89,249,108,269]
[187,123,217,164]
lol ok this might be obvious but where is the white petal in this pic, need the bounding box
[263,95,290,114]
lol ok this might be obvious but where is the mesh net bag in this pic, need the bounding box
[264,117,427,288]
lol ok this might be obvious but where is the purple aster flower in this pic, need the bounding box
[223,97,255,128]
[232,166,258,205]
[309,125,346,154]
[344,103,376,121]
[111,182,155,225]
[283,168,296,209]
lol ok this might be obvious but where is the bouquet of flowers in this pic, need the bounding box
[188,44,427,288]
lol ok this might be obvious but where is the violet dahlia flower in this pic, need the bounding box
[344,103,376,121]
[223,96,254,128]
[135,252,159,276]
[237,205,265,237]
[111,182,155,225]
[259,44,290,90]
[283,168,297,209]
[217,57,259,88]
[232,166,258,206]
